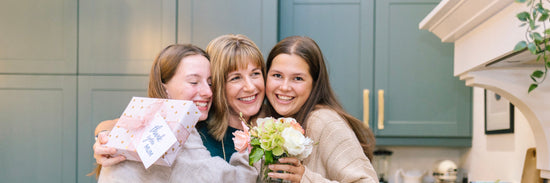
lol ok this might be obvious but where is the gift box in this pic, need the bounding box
[104,96,201,169]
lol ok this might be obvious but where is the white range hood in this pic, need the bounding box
[420,0,550,179]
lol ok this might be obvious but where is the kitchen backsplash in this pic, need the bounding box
[374,146,467,183]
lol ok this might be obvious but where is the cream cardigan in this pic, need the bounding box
[98,128,259,182]
[300,108,378,183]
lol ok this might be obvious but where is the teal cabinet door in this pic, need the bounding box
[0,75,77,182]
[178,0,278,57]
[279,0,472,146]
[0,0,77,74]
[77,76,148,183]
[279,0,375,121]
[373,0,471,146]
[79,0,176,75]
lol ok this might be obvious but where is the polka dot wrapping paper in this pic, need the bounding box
[104,97,201,169]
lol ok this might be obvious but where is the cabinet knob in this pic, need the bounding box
[378,89,384,130]
[363,89,369,128]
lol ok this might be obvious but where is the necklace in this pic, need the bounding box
[221,138,226,161]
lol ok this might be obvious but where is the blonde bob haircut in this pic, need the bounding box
[206,34,266,141]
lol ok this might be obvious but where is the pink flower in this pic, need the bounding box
[232,121,251,153]
[282,117,305,134]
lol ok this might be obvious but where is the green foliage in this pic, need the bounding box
[532,70,544,78]
[515,0,550,93]
[514,41,527,51]
[517,11,530,21]
[529,83,538,92]
[249,147,264,166]
[264,150,274,164]
[528,42,538,54]
[250,138,260,146]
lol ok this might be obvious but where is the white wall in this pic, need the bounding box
[462,87,536,182]
[380,87,536,183]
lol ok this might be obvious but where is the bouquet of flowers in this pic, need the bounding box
[233,114,314,180]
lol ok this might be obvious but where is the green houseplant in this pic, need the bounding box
[514,0,550,92]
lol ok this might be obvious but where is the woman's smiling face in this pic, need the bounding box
[225,60,265,118]
[266,54,313,117]
[164,54,212,121]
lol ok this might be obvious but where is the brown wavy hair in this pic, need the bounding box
[206,34,266,141]
[265,36,375,161]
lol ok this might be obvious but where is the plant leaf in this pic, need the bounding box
[539,10,549,21]
[528,83,538,93]
[533,32,544,42]
[517,12,530,21]
[514,41,528,51]
[249,147,264,166]
[546,61,550,68]
[528,42,537,54]
[264,150,274,164]
[250,138,261,146]
[532,70,544,78]
[516,0,526,3]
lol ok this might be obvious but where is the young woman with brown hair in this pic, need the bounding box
[264,36,378,183]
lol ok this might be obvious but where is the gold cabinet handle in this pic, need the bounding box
[363,89,369,128]
[378,89,384,130]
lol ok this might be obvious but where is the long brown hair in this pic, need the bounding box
[265,36,375,161]
[148,44,210,98]
[89,44,209,178]
[206,34,266,141]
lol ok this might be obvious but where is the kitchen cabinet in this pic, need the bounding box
[79,0,176,75]
[178,0,277,57]
[0,0,77,74]
[0,75,77,182]
[280,0,472,146]
[77,76,148,183]
[78,0,277,75]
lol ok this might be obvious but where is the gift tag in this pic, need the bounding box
[136,113,177,169]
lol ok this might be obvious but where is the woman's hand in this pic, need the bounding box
[268,157,305,183]
[93,131,126,166]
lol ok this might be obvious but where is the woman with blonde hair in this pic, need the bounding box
[196,34,266,161]
[92,34,266,182]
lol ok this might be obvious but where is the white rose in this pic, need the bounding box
[281,127,305,156]
[297,137,313,160]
